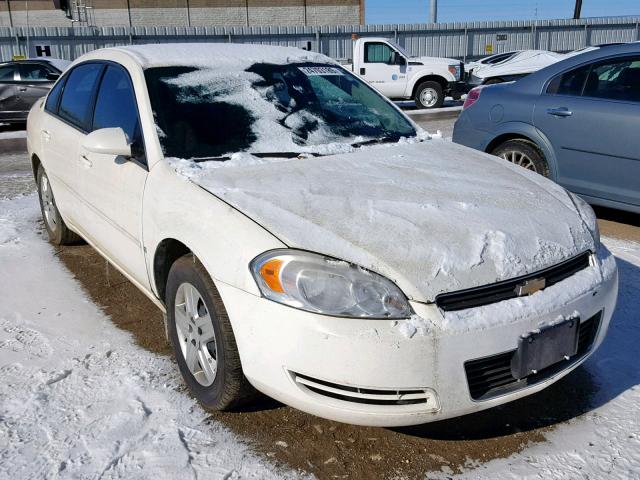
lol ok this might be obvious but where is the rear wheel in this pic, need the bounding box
[166,255,256,410]
[414,81,444,109]
[36,165,81,245]
[492,139,550,177]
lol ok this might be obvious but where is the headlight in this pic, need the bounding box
[569,192,600,248]
[250,249,412,319]
[448,64,461,80]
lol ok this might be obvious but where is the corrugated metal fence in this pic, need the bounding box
[1,15,639,63]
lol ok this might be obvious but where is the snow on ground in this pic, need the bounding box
[439,236,640,480]
[1,193,639,479]
[0,129,26,140]
[0,195,307,480]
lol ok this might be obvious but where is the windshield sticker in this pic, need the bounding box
[298,66,344,76]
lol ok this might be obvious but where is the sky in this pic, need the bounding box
[365,0,640,24]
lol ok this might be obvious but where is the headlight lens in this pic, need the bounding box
[448,64,461,80]
[570,192,600,248]
[250,250,412,318]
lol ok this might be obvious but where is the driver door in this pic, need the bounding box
[359,41,406,98]
[77,63,150,289]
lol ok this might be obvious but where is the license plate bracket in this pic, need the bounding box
[510,318,579,380]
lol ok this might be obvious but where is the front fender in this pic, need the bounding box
[405,71,454,97]
[143,160,286,299]
[484,121,559,182]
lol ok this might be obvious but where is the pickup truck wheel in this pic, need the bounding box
[36,165,81,245]
[414,81,444,109]
[492,139,550,177]
[166,255,256,410]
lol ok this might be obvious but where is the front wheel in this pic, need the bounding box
[414,81,444,109]
[166,255,256,410]
[492,139,550,177]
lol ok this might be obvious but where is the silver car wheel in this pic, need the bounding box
[40,174,58,231]
[500,150,538,172]
[174,282,218,387]
[419,88,439,108]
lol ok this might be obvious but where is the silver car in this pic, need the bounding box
[0,59,70,124]
[453,42,640,214]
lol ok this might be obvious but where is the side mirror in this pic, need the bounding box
[82,127,132,158]
[46,72,60,81]
[390,52,405,66]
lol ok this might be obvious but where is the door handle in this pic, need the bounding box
[80,154,93,168]
[18,87,27,92]
[41,129,51,141]
[360,67,366,75]
[546,107,572,117]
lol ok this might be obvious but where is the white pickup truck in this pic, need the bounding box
[344,37,467,109]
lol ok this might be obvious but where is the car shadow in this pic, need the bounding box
[0,122,26,132]
[395,256,640,441]
[594,205,640,228]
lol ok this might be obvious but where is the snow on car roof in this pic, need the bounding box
[114,43,331,69]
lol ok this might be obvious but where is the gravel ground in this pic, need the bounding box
[2,122,639,479]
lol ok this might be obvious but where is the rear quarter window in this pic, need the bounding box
[45,76,67,114]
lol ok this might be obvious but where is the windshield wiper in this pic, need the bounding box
[350,135,404,148]
[190,151,322,163]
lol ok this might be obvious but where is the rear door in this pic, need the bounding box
[359,41,407,98]
[533,55,640,208]
[16,63,56,114]
[77,63,150,288]
[40,62,105,225]
[0,64,21,121]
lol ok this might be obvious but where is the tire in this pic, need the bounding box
[484,78,504,85]
[414,80,444,109]
[491,139,550,177]
[166,254,256,410]
[36,165,82,245]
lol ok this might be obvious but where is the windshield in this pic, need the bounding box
[144,62,416,160]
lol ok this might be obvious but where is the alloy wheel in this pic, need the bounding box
[40,174,58,231]
[174,282,218,387]
[499,150,538,172]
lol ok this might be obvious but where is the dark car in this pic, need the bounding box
[453,42,640,214]
[0,58,71,124]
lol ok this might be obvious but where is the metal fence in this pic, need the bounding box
[1,15,639,63]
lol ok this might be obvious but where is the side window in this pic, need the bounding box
[18,64,52,82]
[546,64,590,96]
[58,63,104,130]
[93,65,144,162]
[364,43,394,64]
[0,65,17,81]
[583,57,640,102]
[44,76,67,114]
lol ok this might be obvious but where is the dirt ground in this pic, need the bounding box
[3,123,640,479]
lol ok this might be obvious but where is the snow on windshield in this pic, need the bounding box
[145,62,416,162]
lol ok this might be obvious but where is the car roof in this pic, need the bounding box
[513,42,640,92]
[0,58,70,72]
[74,43,331,71]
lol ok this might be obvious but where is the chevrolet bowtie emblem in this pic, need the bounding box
[515,277,546,296]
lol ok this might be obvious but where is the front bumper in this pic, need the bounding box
[447,80,470,99]
[217,249,618,427]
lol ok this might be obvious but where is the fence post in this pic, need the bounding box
[636,21,639,41]
[463,26,468,62]
[315,27,320,53]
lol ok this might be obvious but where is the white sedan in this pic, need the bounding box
[26,44,618,427]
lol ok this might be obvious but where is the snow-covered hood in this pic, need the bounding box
[186,141,595,302]
[473,50,564,79]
